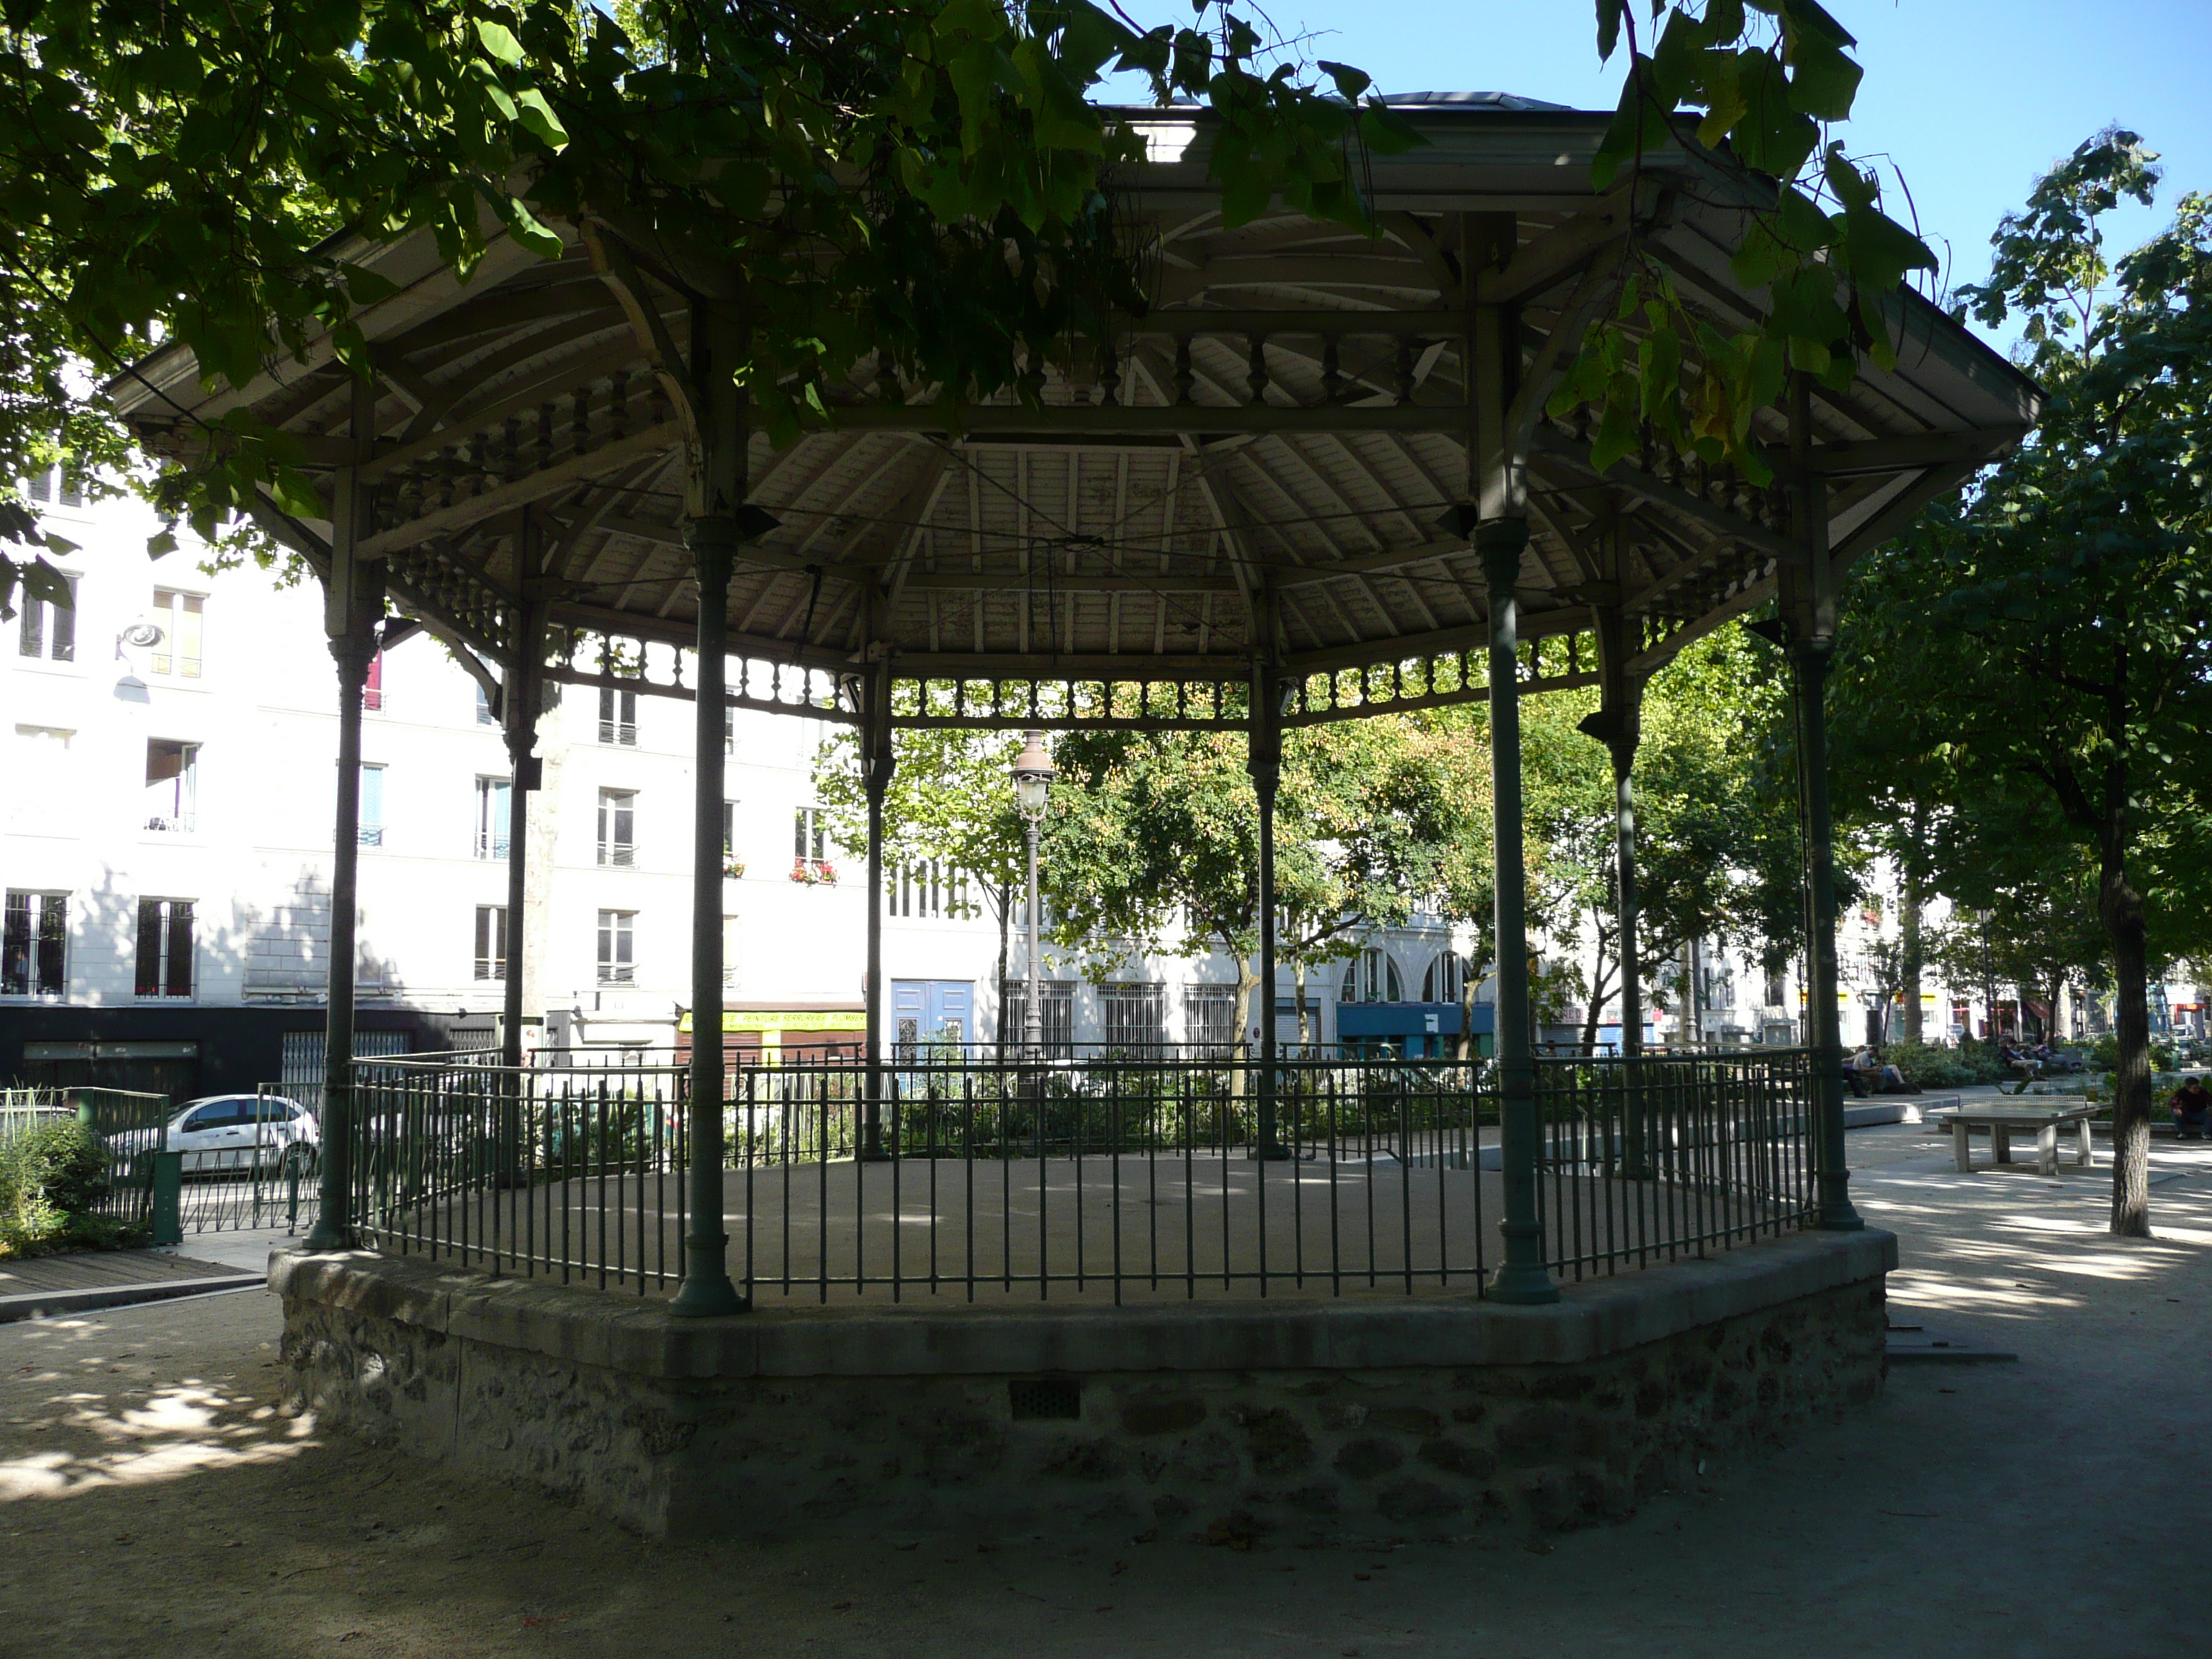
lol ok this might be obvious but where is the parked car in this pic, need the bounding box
[113,1094,320,1177]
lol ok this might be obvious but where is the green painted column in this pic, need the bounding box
[1787,637,1864,1232]
[302,568,379,1253]
[860,698,894,1161]
[1480,523,1557,1303]
[305,382,380,1255]
[670,518,747,1316]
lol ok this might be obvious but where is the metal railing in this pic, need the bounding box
[1533,1049,1815,1281]
[163,1084,322,1235]
[345,1048,1819,1301]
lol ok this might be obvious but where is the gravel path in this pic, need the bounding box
[2,1122,2206,1658]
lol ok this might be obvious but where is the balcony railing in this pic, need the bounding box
[346,1048,1816,1303]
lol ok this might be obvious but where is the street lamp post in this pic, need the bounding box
[1012,730,1055,1058]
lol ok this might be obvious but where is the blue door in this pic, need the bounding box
[891,980,974,1057]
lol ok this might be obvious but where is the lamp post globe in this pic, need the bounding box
[1012,730,1055,822]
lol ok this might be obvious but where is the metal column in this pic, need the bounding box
[1783,374,1863,1233]
[303,378,381,1253]
[1480,525,1557,1302]
[1468,279,1557,1303]
[860,666,894,1159]
[670,297,750,1317]
[500,525,546,1069]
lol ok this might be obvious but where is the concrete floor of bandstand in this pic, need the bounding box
[391,1146,1797,1303]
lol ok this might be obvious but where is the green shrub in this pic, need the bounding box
[2087,1033,2177,1074]
[0,1119,127,1258]
[1884,1040,2010,1089]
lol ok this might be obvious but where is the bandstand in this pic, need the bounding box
[119,94,2036,1539]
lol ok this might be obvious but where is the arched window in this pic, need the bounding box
[1339,948,1404,1005]
[1422,951,1472,1003]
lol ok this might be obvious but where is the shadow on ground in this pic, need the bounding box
[1,1123,2206,1658]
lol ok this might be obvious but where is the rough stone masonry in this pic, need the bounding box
[272,1229,1892,1542]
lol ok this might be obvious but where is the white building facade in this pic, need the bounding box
[4,487,1483,1099]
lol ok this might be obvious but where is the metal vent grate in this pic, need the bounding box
[1007,1377,1082,1421]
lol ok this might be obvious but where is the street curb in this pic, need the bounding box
[0,1273,267,1324]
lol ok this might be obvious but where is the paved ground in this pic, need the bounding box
[1,1121,2206,1658]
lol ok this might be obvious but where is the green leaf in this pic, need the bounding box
[21,557,73,608]
[512,88,570,150]
[475,19,526,66]
[1596,0,1627,63]
[1316,60,1371,101]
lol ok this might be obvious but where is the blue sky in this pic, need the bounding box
[1124,1,2212,354]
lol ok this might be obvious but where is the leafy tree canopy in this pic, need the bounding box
[0,0,1933,616]
[1835,128,2212,1233]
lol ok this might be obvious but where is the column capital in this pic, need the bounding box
[1475,517,1529,590]
[326,625,377,680]
[1784,631,1837,668]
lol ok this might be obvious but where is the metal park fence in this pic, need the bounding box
[1531,1048,1815,1282]
[1,1087,173,1235]
[344,1048,1820,1301]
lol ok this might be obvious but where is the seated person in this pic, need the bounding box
[2171,1076,2212,1141]
[2000,1041,2041,1082]
[1847,1047,1912,1095]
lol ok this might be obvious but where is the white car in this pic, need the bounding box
[116,1094,321,1177]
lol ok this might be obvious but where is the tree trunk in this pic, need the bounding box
[1581,917,1616,1056]
[1233,956,1259,1061]
[1899,863,1923,1046]
[1460,956,1480,1063]
[2100,847,2153,1236]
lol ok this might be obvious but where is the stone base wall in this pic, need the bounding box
[276,1233,1889,1543]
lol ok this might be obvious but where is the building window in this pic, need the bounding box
[598,687,637,745]
[723,705,734,754]
[2,891,67,996]
[362,650,384,711]
[135,899,194,998]
[598,788,637,867]
[358,763,385,847]
[1102,984,1166,1052]
[595,910,635,985]
[1339,948,1403,1005]
[890,859,971,920]
[721,800,744,877]
[1000,980,1074,1057]
[17,572,75,662]
[791,806,833,882]
[12,726,71,821]
[24,464,82,508]
[1183,985,1237,1050]
[475,775,511,859]
[475,681,499,726]
[1764,966,1787,1008]
[1421,951,1470,1003]
[474,905,508,981]
[145,739,199,832]
[150,589,204,678]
